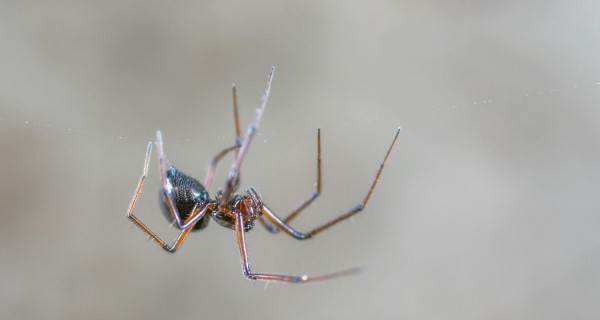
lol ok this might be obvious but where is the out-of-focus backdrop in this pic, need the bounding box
[1,1,599,319]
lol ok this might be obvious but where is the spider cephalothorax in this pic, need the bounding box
[211,188,262,232]
[126,67,401,283]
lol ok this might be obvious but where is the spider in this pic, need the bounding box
[126,67,401,283]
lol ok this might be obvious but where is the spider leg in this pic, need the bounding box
[203,83,244,188]
[203,145,238,189]
[232,82,242,154]
[259,215,279,233]
[221,67,275,205]
[258,129,321,234]
[260,127,401,239]
[283,128,322,224]
[154,130,211,230]
[163,205,208,253]
[126,141,206,252]
[233,212,360,283]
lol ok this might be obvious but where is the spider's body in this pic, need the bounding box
[159,167,211,231]
[126,67,401,283]
[211,192,261,232]
[160,166,260,232]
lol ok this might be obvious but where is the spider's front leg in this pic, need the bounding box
[126,140,206,253]
[203,83,244,189]
[221,67,275,205]
[233,212,358,283]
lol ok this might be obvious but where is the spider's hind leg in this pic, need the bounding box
[126,141,206,253]
[155,131,211,230]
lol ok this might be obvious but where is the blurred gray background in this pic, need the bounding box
[1,1,599,319]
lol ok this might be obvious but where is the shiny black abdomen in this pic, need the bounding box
[160,166,211,231]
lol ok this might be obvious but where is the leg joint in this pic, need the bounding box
[351,204,364,214]
[292,275,309,283]
[163,244,177,254]
[243,268,257,280]
[174,222,186,230]
[295,233,312,240]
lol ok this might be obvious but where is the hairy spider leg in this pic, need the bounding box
[234,212,360,283]
[127,141,209,252]
[221,66,275,205]
[260,127,401,239]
